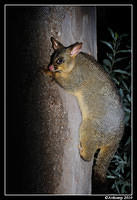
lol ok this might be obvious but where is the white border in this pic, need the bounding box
[4,4,6,197]
[4,3,133,197]
[4,4,132,6]
[131,3,133,197]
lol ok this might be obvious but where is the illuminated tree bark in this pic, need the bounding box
[6,6,97,194]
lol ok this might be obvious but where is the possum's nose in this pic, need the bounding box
[49,65,54,71]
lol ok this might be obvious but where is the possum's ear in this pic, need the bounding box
[70,42,82,58]
[51,37,64,50]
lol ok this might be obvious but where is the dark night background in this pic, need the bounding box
[5,6,132,194]
[97,6,131,62]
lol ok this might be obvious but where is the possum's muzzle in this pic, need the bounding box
[48,65,61,72]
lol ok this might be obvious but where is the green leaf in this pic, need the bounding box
[111,169,120,176]
[119,88,124,98]
[124,113,130,124]
[103,65,110,73]
[114,57,128,63]
[101,40,113,51]
[123,98,128,103]
[127,94,131,102]
[116,41,120,49]
[121,166,124,174]
[125,64,131,70]
[108,28,115,40]
[112,77,120,85]
[107,175,116,179]
[115,182,120,193]
[121,182,130,194]
[122,80,129,92]
[113,69,130,76]
[126,44,131,48]
[113,154,121,161]
[112,183,115,189]
[115,166,121,173]
[124,107,131,113]
[125,137,131,146]
[120,33,128,39]
[106,169,112,175]
[115,32,119,40]
[125,171,130,179]
[117,49,131,53]
[103,59,112,68]
[106,53,113,61]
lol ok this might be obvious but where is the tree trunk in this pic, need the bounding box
[6,6,97,194]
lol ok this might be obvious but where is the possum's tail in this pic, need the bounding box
[92,131,124,194]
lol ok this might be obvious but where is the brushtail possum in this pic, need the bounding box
[43,37,124,184]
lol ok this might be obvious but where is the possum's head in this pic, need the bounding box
[48,37,82,73]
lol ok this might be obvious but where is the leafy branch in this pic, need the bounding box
[101,28,131,127]
[100,28,131,194]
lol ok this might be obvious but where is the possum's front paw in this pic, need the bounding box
[41,67,53,77]
[78,142,91,161]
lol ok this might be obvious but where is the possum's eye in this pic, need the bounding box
[56,57,64,65]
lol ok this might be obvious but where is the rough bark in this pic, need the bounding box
[7,6,97,194]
